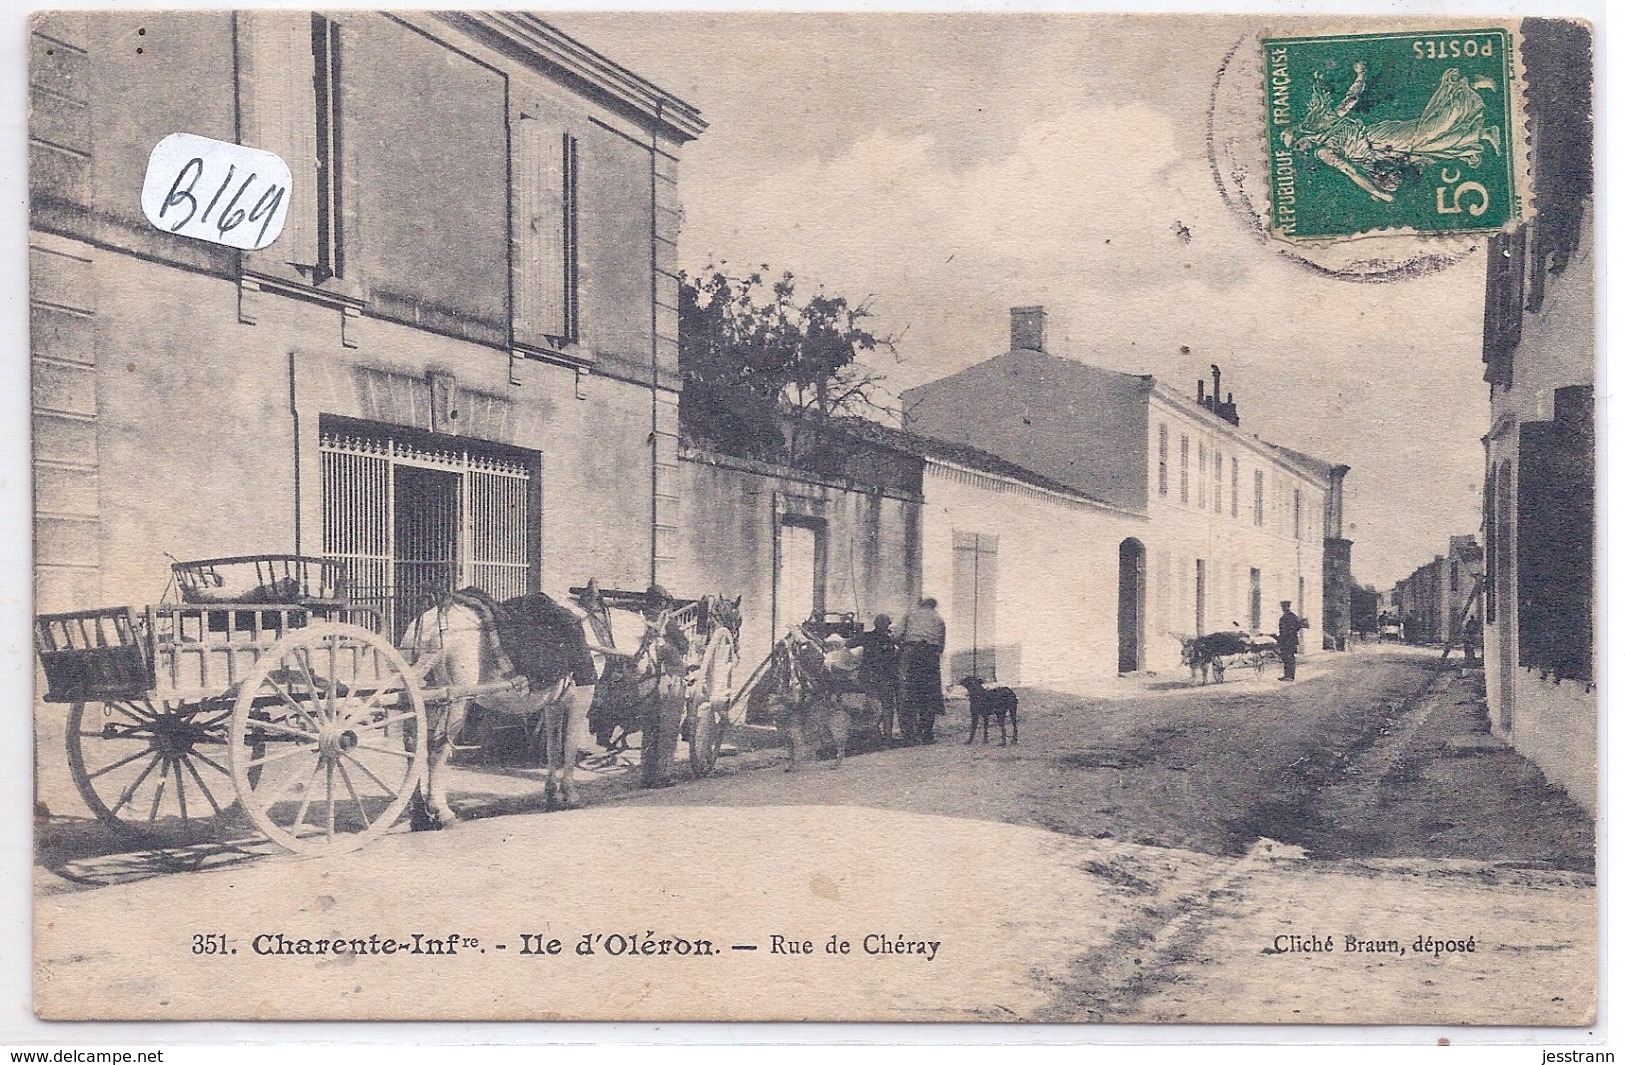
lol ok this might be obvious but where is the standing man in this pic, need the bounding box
[897,597,946,744]
[1277,600,1306,682]
[1463,614,1483,664]
[851,614,900,741]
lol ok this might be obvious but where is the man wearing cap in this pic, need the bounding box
[1276,600,1307,682]
[896,597,947,743]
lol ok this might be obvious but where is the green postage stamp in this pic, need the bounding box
[1263,29,1520,240]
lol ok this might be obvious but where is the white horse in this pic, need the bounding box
[402,593,601,827]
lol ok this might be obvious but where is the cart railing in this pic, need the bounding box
[150,602,383,700]
[35,607,154,704]
[173,554,349,606]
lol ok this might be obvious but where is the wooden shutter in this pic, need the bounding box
[511,109,566,347]
[951,531,999,679]
[240,11,318,271]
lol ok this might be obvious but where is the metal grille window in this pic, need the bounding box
[321,425,536,638]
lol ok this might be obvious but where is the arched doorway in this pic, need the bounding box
[1118,538,1146,673]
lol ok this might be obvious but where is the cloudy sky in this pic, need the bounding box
[554,13,1494,589]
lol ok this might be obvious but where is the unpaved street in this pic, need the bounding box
[34,647,1595,1023]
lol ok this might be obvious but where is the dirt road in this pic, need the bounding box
[33,647,1595,1024]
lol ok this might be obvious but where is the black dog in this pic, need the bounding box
[960,676,1018,746]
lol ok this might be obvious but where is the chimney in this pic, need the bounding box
[1010,306,1047,352]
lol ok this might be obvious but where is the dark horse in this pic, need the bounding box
[1180,629,1275,684]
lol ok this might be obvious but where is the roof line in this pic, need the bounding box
[441,13,707,142]
[1151,382,1339,481]
[922,453,1148,519]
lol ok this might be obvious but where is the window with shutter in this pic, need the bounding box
[511,112,568,348]
[239,12,320,276]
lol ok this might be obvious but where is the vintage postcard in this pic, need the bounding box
[28,10,1596,1024]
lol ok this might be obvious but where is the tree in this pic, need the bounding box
[678,264,895,465]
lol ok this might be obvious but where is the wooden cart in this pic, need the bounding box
[35,555,521,855]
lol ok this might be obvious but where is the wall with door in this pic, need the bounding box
[919,458,1145,692]
[675,445,922,679]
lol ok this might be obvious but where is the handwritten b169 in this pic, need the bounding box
[140,132,291,252]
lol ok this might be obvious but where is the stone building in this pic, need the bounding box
[1478,19,1594,813]
[901,307,1346,680]
[30,12,704,633]
[1389,536,1481,648]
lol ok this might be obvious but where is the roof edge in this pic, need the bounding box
[440,13,707,142]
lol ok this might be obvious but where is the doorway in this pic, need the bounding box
[393,465,461,636]
[776,517,824,635]
[1117,538,1145,672]
[320,420,537,640]
[1494,460,1514,731]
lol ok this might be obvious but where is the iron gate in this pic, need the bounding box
[320,427,536,638]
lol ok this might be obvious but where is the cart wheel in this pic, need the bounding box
[230,623,426,855]
[686,628,735,780]
[688,702,723,778]
[67,696,250,844]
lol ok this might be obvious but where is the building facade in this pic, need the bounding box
[901,308,1344,678]
[1478,20,1594,813]
[31,12,704,634]
[1389,536,1481,648]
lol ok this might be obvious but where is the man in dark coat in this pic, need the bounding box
[897,597,946,743]
[850,614,900,740]
[1463,615,1483,664]
[1277,600,1306,681]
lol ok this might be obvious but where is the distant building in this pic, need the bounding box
[1388,536,1482,647]
[1479,19,1594,813]
[901,307,1347,679]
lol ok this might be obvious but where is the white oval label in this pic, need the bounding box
[140,132,291,251]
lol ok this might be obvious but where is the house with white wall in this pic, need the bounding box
[901,307,1346,681]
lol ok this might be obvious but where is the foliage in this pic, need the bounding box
[678,264,895,465]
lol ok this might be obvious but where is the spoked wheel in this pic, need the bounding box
[688,701,724,778]
[687,628,736,779]
[67,696,251,845]
[230,623,427,855]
